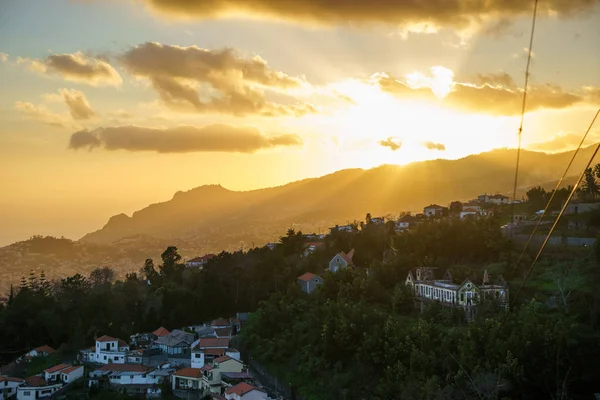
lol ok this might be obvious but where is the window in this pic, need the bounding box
[460,293,465,301]
[104,356,107,360]
[142,374,146,378]
[24,391,31,396]
[194,353,201,358]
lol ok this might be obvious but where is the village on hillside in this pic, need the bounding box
[2,189,600,399]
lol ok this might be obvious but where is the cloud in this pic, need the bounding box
[528,131,600,152]
[137,0,597,31]
[0,53,8,63]
[423,141,446,151]
[15,101,72,128]
[379,137,402,151]
[108,109,135,119]
[22,52,121,86]
[59,89,95,120]
[374,69,594,115]
[119,42,315,116]
[68,124,302,153]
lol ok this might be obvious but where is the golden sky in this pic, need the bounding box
[0,0,599,244]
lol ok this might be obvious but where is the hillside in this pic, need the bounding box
[81,146,596,245]
[0,146,597,295]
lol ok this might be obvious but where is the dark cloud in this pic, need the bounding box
[24,52,121,86]
[375,72,593,116]
[379,137,402,151]
[60,89,95,120]
[139,0,598,30]
[424,141,446,151]
[68,124,302,153]
[119,42,315,116]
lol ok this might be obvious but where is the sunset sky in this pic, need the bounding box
[1,0,599,245]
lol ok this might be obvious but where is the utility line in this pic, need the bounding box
[510,0,539,233]
[511,108,600,275]
[509,108,600,309]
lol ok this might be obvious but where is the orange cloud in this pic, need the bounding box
[119,42,315,117]
[68,124,302,153]
[15,101,74,128]
[22,52,121,87]
[60,89,95,120]
[138,0,597,30]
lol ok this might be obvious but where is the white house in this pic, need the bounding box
[81,335,130,364]
[296,272,323,294]
[370,216,385,225]
[488,194,509,205]
[395,215,415,232]
[59,366,84,384]
[405,268,509,309]
[423,204,447,217]
[329,225,354,234]
[186,254,216,268]
[20,345,55,360]
[201,356,245,394]
[16,376,62,400]
[460,207,480,219]
[328,249,354,273]
[88,363,172,397]
[191,338,231,369]
[0,377,24,400]
[171,367,204,392]
[225,382,269,400]
[44,364,70,382]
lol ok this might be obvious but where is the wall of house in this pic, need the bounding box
[191,351,205,368]
[109,373,160,386]
[0,381,22,400]
[62,367,84,383]
[172,376,201,391]
[225,390,267,400]
[95,350,127,364]
[329,256,347,272]
[415,284,457,304]
[17,384,61,400]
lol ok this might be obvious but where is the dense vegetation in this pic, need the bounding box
[1,216,600,399]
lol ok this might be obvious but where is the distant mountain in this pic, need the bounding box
[1,146,596,295]
[82,146,597,245]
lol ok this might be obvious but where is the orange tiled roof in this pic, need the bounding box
[60,365,83,374]
[297,272,318,282]
[25,376,48,387]
[44,364,70,374]
[34,345,56,354]
[174,367,203,379]
[225,382,264,396]
[153,327,170,337]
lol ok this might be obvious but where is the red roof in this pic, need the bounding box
[225,382,264,396]
[96,335,117,342]
[34,345,56,354]
[174,367,203,379]
[195,338,230,349]
[25,376,48,387]
[153,327,170,337]
[188,254,216,263]
[339,250,354,264]
[44,363,70,374]
[211,318,230,327]
[0,376,24,383]
[97,364,150,372]
[214,355,232,363]
[297,272,318,282]
[204,348,226,356]
[60,365,83,375]
[200,364,214,371]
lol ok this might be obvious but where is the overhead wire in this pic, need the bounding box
[509,108,600,310]
[510,0,539,234]
[511,107,600,276]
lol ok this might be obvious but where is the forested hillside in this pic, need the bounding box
[1,217,599,399]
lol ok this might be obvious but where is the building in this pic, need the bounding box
[201,356,245,394]
[303,242,325,257]
[20,345,55,360]
[423,204,448,217]
[187,254,216,268]
[564,202,600,215]
[211,319,230,329]
[153,329,195,356]
[405,268,509,309]
[329,225,355,234]
[0,377,24,400]
[328,249,354,273]
[88,363,172,397]
[460,207,480,219]
[80,335,130,364]
[488,194,510,205]
[171,367,204,392]
[225,382,269,400]
[395,215,415,232]
[370,216,385,225]
[43,364,84,383]
[191,338,231,369]
[16,376,62,400]
[296,272,323,294]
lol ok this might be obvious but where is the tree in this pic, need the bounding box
[90,267,115,287]
[581,167,599,201]
[449,201,463,216]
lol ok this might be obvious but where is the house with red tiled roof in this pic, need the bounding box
[201,356,244,395]
[80,335,130,365]
[328,249,354,273]
[460,207,480,219]
[44,363,70,382]
[186,254,216,268]
[303,242,325,257]
[424,204,448,217]
[16,375,63,399]
[0,376,24,399]
[171,367,204,391]
[191,338,231,369]
[297,272,323,294]
[225,382,268,400]
[153,327,170,337]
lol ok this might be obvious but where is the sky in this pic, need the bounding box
[0,0,599,245]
